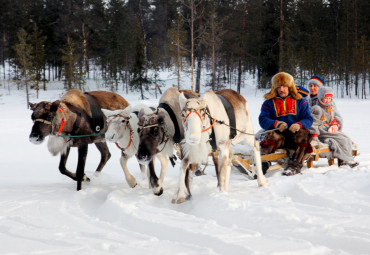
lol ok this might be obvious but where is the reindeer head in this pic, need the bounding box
[179,92,208,145]
[136,109,166,164]
[29,100,60,144]
[102,106,132,143]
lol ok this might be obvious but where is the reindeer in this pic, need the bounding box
[135,87,201,196]
[173,89,269,203]
[29,89,129,190]
[102,104,169,195]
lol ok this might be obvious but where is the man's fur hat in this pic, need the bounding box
[264,72,302,100]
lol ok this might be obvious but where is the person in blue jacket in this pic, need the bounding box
[259,72,313,175]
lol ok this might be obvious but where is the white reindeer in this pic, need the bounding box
[102,105,169,195]
[173,89,269,203]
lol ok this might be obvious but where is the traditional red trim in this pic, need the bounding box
[272,97,297,117]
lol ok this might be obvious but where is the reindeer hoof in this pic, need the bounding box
[176,197,186,204]
[130,183,137,188]
[83,175,90,182]
[195,170,204,176]
[154,187,163,196]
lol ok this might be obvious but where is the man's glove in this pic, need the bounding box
[275,121,288,132]
[328,125,339,133]
[289,123,301,133]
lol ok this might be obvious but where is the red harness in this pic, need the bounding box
[56,107,66,137]
[183,109,215,133]
[111,114,133,151]
[115,129,133,151]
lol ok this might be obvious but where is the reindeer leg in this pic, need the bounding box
[94,142,111,173]
[120,153,137,188]
[58,146,78,181]
[172,158,190,204]
[76,144,88,191]
[253,139,269,187]
[156,153,169,192]
[185,165,192,200]
[218,144,230,192]
[148,160,162,196]
[211,151,220,186]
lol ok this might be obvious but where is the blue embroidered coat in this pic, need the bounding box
[259,95,313,130]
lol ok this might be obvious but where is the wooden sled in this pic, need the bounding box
[232,140,360,172]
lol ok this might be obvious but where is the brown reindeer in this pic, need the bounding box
[29,89,129,190]
[135,88,210,196]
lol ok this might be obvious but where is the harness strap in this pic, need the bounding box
[202,119,215,133]
[84,93,104,133]
[183,109,202,124]
[158,102,182,143]
[56,107,66,137]
[216,94,236,139]
[35,119,52,125]
[115,130,133,151]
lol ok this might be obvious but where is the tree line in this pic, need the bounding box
[0,0,369,99]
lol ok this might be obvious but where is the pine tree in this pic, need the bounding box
[14,28,33,108]
[168,13,188,89]
[61,36,84,90]
[131,23,146,99]
[29,23,46,98]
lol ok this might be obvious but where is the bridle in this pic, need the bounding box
[33,107,65,136]
[33,106,106,138]
[181,107,215,133]
[107,114,134,152]
[137,120,170,153]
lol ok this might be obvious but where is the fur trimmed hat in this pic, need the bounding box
[308,75,325,87]
[317,86,334,100]
[264,72,301,100]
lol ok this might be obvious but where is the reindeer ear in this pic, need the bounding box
[121,105,132,116]
[179,92,187,110]
[199,98,207,109]
[50,100,60,112]
[29,102,36,110]
[138,108,146,122]
[101,108,113,118]
[158,110,166,125]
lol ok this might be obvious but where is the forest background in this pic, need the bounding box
[0,0,369,101]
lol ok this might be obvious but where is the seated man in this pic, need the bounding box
[259,72,313,175]
[310,87,359,168]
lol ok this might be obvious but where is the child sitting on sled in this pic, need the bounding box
[310,87,359,168]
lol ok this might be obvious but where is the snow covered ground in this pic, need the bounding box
[1,79,370,255]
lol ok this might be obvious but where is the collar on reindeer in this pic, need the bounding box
[56,107,66,137]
